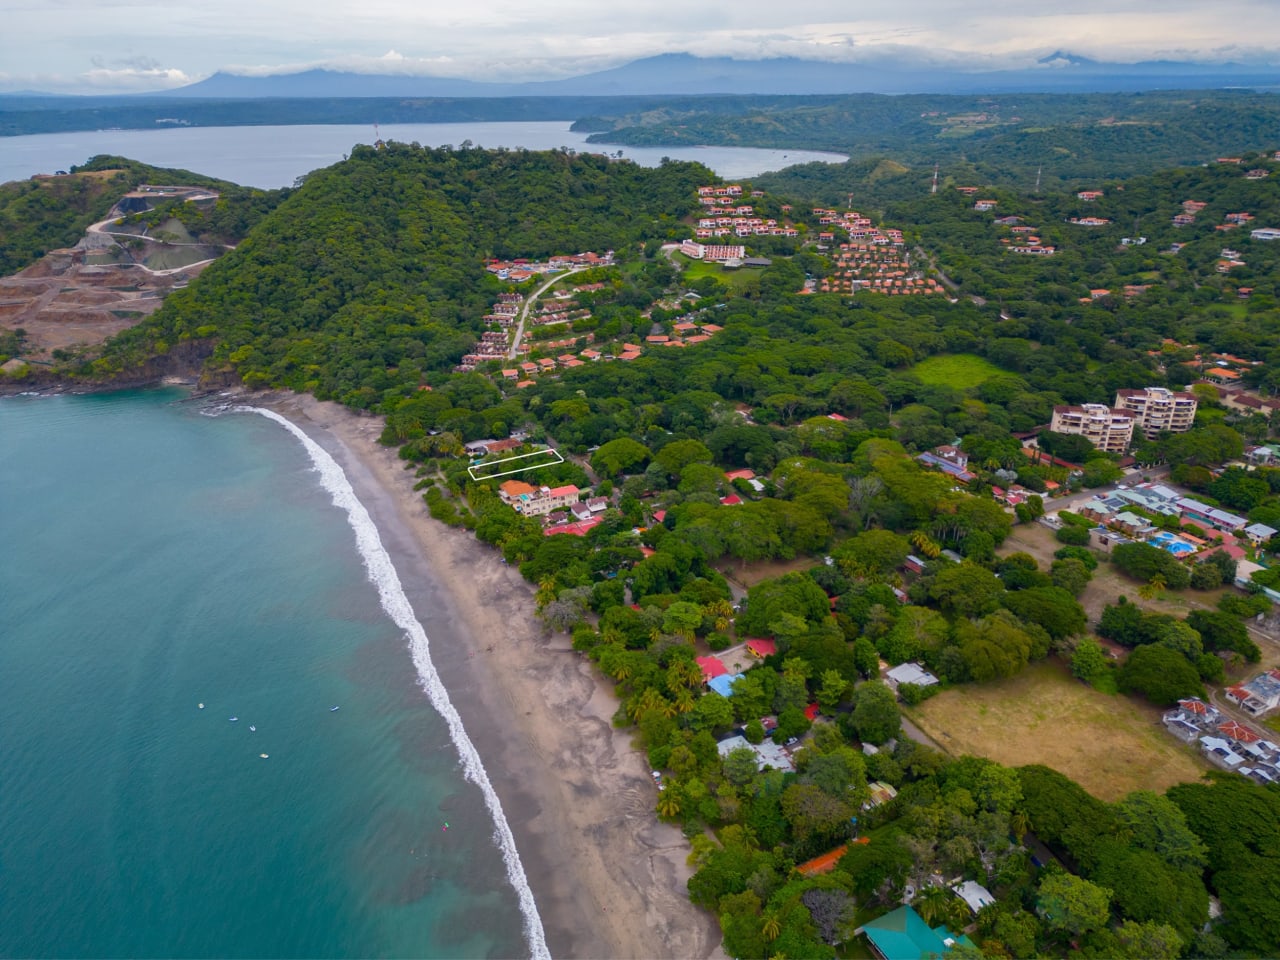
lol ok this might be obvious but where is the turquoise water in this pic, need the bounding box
[0,390,526,958]
[1149,530,1196,556]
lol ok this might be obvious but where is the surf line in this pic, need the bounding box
[240,406,550,960]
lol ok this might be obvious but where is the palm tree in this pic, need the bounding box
[668,659,703,691]
[1010,809,1030,844]
[534,576,558,610]
[629,687,668,721]
[761,913,781,942]
[656,789,682,819]
[1139,574,1166,599]
[706,598,734,632]
[673,688,696,714]
[910,530,941,559]
[914,883,953,927]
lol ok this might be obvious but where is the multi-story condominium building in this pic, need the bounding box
[1114,387,1198,439]
[1049,404,1135,453]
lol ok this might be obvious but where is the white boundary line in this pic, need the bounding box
[467,447,565,481]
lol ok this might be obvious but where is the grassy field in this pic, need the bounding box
[672,252,764,293]
[910,353,1005,389]
[908,660,1207,801]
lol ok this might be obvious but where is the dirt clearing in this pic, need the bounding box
[908,660,1207,801]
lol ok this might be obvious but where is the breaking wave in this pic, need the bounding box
[239,405,549,960]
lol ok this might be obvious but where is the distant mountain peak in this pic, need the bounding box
[1038,50,1097,66]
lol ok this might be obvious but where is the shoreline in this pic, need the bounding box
[254,390,722,960]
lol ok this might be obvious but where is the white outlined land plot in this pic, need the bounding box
[467,447,565,481]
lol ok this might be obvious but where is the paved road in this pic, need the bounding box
[85,212,229,276]
[506,267,587,360]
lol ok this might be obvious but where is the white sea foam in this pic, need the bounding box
[239,405,550,960]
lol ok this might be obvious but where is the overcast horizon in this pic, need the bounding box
[3,0,1280,95]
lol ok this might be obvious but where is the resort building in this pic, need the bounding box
[497,481,581,517]
[856,905,975,960]
[680,240,746,261]
[1048,404,1135,453]
[1114,387,1198,440]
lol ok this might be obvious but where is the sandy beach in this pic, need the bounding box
[258,391,722,960]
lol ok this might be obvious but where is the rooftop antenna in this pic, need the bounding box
[931,162,939,195]
[373,122,384,148]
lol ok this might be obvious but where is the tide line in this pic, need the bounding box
[240,406,550,960]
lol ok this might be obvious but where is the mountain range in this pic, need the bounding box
[159,52,1280,99]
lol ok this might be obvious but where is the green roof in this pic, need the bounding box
[859,905,975,960]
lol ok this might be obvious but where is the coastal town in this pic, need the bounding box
[8,130,1280,960]
[393,149,1280,959]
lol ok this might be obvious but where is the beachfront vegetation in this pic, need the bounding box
[26,136,1280,958]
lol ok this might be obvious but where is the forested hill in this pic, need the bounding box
[97,144,710,401]
[0,157,281,275]
[586,90,1280,190]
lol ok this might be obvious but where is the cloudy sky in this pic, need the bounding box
[3,0,1279,93]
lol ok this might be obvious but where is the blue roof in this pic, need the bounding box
[860,905,974,960]
[707,673,745,698]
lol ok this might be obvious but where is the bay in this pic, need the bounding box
[0,390,525,958]
[0,120,846,188]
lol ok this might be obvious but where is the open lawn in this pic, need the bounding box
[672,252,764,293]
[908,660,1207,801]
[910,353,1005,389]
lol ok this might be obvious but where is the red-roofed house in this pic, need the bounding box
[1218,720,1260,744]
[725,468,756,481]
[746,638,777,658]
[542,516,603,537]
[720,493,743,506]
[697,656,729,683]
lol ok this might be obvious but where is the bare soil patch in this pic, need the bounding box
[718,555,820,591]
[908,660,1207,801]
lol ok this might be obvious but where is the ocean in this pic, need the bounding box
[0,389,533,958]
[0,121,847,188]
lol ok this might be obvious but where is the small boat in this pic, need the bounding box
[198,703,204,709]
[330,706,340,712]
[260,753,269,759]
[249,725,256,732]
[229,717,238,722]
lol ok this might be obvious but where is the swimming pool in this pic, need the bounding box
[1150,531,1196,556]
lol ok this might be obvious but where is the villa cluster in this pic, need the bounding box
[1164,697,1280,785]
[819,243,944,296]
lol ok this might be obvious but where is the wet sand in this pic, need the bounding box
[259,391,722,960]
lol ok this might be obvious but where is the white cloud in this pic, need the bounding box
[1,0,1278,93]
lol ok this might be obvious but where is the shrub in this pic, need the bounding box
[1056,524,1093,546]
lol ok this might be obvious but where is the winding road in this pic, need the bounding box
[506,267,587,360]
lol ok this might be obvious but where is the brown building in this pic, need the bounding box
[1114,387,1198,440]
[1049,403,1135,453]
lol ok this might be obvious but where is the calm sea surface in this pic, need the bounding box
[0,121,846,188]
[0,390,527,958]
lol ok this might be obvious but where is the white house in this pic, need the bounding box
[885,662,939,689]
